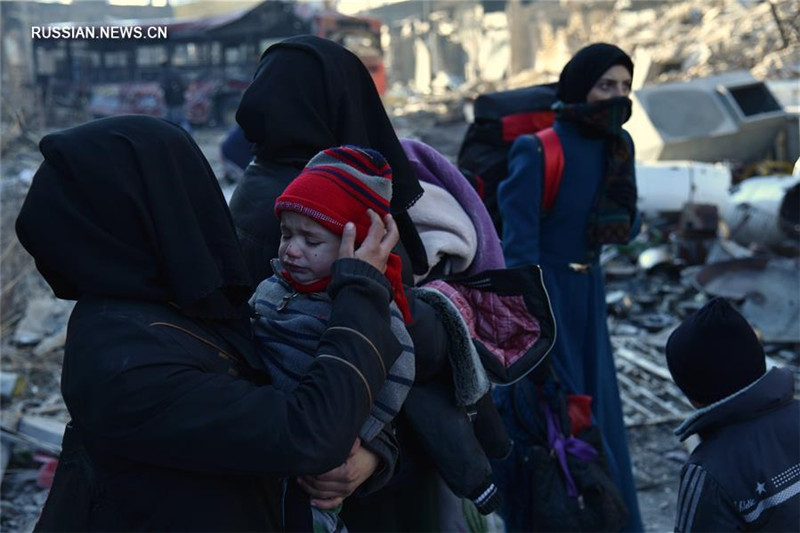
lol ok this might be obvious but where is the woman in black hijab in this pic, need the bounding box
[230,35,427,285]
[231,35,486,531]
[16,115,402,531]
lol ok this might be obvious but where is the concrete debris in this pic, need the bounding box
[15,416,65,453]
[723,174,800,251]
[0,411,64,485]
[12,298,75,347]
[703,237,756,263]
[602,0,799,85]
[32,328,68,358]
[694,257,800,343]
[674,204,720,266]
[612,337,695,427]
[378,0,798,100]
[0,372,25,400]
[604,250,798,427]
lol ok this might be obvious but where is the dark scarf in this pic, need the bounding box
[555,97,637,248]
[236,36,428,275]
[15,115,254,321]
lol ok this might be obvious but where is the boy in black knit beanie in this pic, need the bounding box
[666,298,799,532]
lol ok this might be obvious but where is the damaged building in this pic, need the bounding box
[360,0,798,93]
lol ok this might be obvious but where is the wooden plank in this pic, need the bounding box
[620,389,660,419]
[627,414,687,428]
[17,416,66,452]
[615,346,674,381]
[617,373,690,417]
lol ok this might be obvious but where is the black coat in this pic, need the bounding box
[229,158,299,284]
[35,260,401,532]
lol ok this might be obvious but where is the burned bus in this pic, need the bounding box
[31,0,386,127]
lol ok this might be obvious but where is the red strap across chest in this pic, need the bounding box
[535,127,565,213]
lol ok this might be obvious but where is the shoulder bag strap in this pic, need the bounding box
[534,127,565,214]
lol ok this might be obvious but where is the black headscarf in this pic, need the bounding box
[15,115,253,320]
[557,43,634,104]
[236,36,428,275]
[554,43,637,250]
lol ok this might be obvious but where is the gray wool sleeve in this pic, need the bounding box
[358,302,415,441]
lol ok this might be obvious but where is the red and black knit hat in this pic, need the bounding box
[275,145,412,324]
[275,145,393,244]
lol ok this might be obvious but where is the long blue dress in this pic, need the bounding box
[496,120,643,531]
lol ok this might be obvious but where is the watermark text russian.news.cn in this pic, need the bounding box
[31,25,168,40]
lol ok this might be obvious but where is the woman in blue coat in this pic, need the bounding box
[496,43,643,531]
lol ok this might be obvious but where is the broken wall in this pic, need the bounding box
[374,0,798,93]
[380,0,512,93]
[514,0,799,85]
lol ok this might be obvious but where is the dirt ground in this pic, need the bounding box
[629,423,683,531]
[1,122,687,532]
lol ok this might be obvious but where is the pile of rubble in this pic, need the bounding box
[604,255,800,428]
[598,0,799,84]
[385,0,798,105]
[514,0,800,87]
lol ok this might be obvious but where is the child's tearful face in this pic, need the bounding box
[278,211,341,284]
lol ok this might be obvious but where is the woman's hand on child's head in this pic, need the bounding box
[338,209,399,273]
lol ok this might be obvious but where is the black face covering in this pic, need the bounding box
[235,35,428,275]
[554,96,633,138]
[15,115,253,319]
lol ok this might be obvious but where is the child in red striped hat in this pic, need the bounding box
[251,145,502,531]
[272,143,412,322]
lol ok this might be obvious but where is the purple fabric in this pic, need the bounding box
[400,138,505,274]
[543,400,599,498]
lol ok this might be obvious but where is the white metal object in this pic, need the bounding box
[723,174,800,248]
[636,160,731,217]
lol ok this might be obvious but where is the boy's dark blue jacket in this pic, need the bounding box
[673,367,800,532]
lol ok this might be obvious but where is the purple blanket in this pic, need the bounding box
[401,138,505,274]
